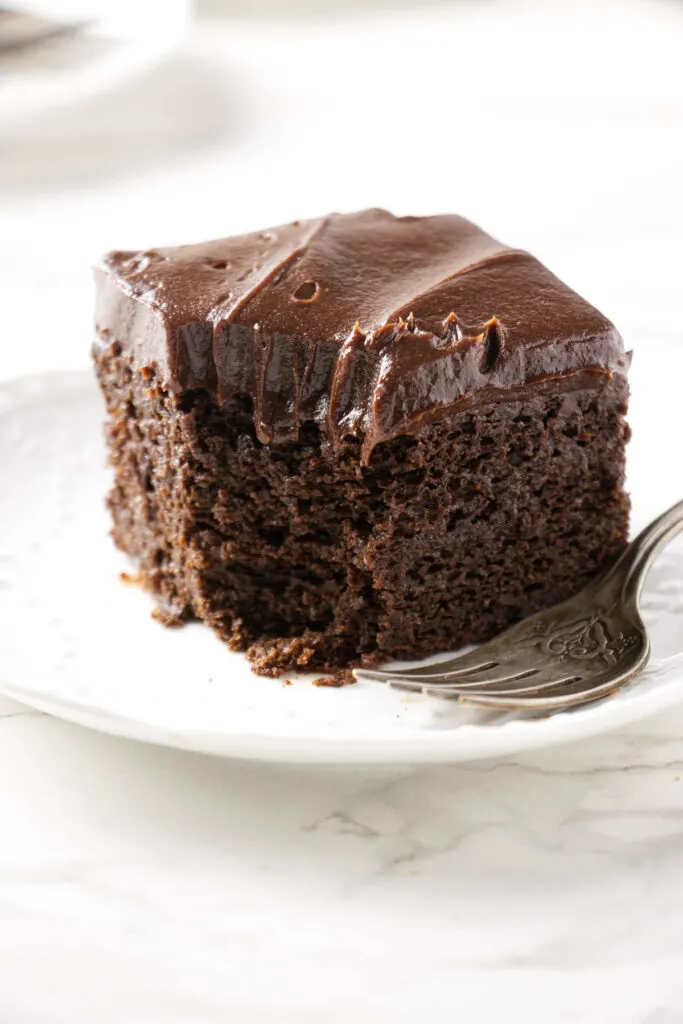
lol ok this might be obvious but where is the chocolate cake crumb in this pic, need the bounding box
[313,670,356,688]
[119,571,141,585]
[246,635,317,677]
[151,602,187,628]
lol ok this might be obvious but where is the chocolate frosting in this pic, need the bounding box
[94,208,628,460]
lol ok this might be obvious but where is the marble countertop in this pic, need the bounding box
[4,694,683,1022]
[2,2,683,1020]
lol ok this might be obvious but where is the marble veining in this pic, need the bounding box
[3,705,683,1021]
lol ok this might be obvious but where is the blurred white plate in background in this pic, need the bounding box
[0,0,191,128]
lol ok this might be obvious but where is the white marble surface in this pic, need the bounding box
[4,696,683,1022]
[2,1,683,1019]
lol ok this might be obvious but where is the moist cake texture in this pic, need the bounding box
[93,209,631,675]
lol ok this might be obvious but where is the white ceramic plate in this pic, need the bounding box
[0,359,682,764]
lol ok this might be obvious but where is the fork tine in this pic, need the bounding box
[383,667,542,692]
[355,657,501,685]
[429,668,543,691]
[379,671,625,709]
[384,678,433,695]
[355,643,504,682]
[430,667,581,695]
[386,668,579,699]
[450,673,633,711]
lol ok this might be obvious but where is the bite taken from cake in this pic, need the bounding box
[93,209,631,677]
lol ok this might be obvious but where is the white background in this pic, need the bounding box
[1,1,683,1020]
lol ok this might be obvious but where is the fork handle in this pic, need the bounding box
[611,499,683,606]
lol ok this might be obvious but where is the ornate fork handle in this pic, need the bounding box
[598,499,683,607]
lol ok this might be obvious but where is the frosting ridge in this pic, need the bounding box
[94,208,628,459]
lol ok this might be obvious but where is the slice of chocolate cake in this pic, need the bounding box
[93,209,630,676]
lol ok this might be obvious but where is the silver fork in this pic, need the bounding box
[353,500,683,711]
